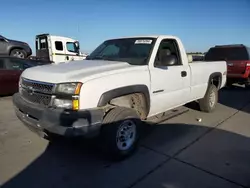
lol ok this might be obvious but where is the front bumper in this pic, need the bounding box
[13,93,104,138]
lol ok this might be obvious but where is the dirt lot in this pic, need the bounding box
[1,86,250,188]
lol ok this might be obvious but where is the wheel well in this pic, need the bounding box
[209,72,222,89]
[108,93,149,120]
[211,76,221,89]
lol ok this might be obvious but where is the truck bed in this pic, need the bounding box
[188,60,227,101]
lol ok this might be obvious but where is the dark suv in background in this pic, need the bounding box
[205,44,250,88]
[0,35,32,59]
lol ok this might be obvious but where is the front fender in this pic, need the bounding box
[97,85,150,110]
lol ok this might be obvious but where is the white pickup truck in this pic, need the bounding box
[13,35,227,159]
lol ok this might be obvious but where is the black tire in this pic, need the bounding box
[245,83,250,89]
[226,81,233,88]
[42,131,61,142]
[199,84,218,113]
[100,107,141,160]
[10,49,27,59]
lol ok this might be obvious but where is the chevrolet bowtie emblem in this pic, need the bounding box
[27,86,34,95]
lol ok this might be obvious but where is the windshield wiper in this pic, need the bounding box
[86,55,104,60]
[87,56,116,61]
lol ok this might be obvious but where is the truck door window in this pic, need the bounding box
[0,59,5,69]
[55,41,63,51]
[66,42,77,53]
[154,39,182,67]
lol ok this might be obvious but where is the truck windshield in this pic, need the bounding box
[205,47,250,61]
[86,38,156,65]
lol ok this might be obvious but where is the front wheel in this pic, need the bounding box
[100,107,141,160]
[199,84,218,113]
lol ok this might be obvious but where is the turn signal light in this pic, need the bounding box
[72,99,79,110]
[75,83,82,95]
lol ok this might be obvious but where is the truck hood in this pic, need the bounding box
[21,60,137,83]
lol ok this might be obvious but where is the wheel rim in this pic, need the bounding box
[209,90,216,107]
[116,119,136,151]
[13,51,24,58]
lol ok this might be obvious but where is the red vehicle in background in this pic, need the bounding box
[0,57,49,95]
[205,44,250,88]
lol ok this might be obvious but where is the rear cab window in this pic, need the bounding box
[205,46,250,61]
[36,37,48,50]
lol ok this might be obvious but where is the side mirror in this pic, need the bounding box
[75,41,80,49]
[74,41,80,54]
[161,55,177,66]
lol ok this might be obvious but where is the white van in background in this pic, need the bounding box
[33,34,87,64]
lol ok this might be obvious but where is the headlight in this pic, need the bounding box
[53,99,72,109]
[55,82,82,95]
[53,97,79,110]
[53,82,82,110]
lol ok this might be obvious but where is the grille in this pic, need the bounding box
[21,78,54,94]
[21,88,51,106]
[20,78,55,106]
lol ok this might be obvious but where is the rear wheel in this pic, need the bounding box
[245,80,250,89]
[226,81,233,88]
[199,84,218,113]
[100,107,141,160]
[10,49,27,59]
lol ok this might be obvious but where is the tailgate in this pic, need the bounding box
[227,61,247,75]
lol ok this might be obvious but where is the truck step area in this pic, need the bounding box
[145,106,189,125]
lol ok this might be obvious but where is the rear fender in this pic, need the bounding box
[208,72,222,89]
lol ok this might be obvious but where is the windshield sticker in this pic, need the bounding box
[135,40,152,44]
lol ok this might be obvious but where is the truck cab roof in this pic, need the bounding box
[35,34,78,42]
[111,35,179,40]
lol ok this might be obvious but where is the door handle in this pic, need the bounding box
[181,71,187,77]
[66,56,69,60]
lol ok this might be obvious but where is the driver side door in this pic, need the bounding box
[149,39,188,116]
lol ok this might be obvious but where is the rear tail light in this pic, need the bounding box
[246,60,250,66]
